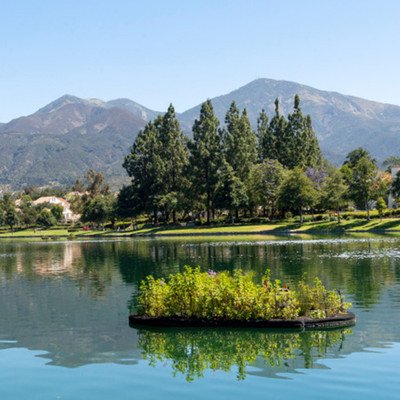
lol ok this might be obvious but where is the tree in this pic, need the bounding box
[116,185,140,227]
[222,103,257,217]
[188,99,222,223]
[375,197,387,222]
[159,104,190,223]
[19,196,38,227]
[257,109,274,160]
[269,99,288,166]
[247,159,286,218]
[20,206,38,228]
[223,103,257,181]
[285,95,321,169]
[214,161,248,224]
[81,195,115,227]
[277,168,318,224]
[347,156,378,220]
[323,168,348,223]
[123,117,165,223]
[51,204,64,222]
[343,147,375,170]
[37,209,57,227]
[304,166,328,213]
[1,194,19,231]
[71,178,85,192]
[84,169,111,198]
[391,170,400,203]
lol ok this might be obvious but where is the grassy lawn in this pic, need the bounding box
[2,218,400,238]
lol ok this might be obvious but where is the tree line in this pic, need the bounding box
[1,95,399,229]
[120,96,325,224]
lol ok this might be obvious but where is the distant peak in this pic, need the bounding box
[36,94,85,114]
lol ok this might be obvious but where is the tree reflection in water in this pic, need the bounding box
[137,327,352,381]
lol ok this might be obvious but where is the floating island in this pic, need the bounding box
[130,267,355,330]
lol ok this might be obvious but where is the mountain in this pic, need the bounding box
[2,78,400,192]
[178,79,400,164]
[105,98,161,122]
[0,96,147,191]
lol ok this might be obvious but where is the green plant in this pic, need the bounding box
[137,267,351,320]
[297,276,350,317]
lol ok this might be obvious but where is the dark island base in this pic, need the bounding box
[129,311,355,330]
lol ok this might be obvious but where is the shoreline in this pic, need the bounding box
[2,228,400,239]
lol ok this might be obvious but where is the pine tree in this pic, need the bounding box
[303,115,322,167]
[285,95,321,169]
[159,104,189,223]
[223,103,257,182]
[123,118,165,222]
[189,100,222,223]
[286,95,305,168]
[257,109,273,160]
[268,99,288,166]
[223,103,257,216]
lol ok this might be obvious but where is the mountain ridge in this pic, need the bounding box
[1,78,400,192]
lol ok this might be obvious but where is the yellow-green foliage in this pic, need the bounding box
[137,266,351,320]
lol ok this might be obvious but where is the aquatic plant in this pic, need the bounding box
[137,267,351,320]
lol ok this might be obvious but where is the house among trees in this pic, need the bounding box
[32,196,79,221]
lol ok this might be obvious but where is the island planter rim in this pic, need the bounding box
[129,311,355,330]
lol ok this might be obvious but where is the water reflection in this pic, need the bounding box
[136,327,353,381]
[0,236,399,371]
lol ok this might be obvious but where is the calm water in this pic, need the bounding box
[0,234,400,399]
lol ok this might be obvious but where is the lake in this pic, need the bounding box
[0,234,399,399]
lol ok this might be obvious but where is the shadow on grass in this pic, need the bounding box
[369,219,400,230]
[271,223,301,231]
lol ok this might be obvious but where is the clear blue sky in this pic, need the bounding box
[1,0,400,122]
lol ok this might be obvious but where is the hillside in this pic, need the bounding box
[0,97,146,191]
[178,79,400,164]
[2,78,400,191]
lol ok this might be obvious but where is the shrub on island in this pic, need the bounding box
[136,267,351,320]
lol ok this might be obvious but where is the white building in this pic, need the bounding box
[32,196,79,221]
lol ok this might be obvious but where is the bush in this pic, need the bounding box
[249,217,270,223]
[137,267,351,320]
[322,215,330,221]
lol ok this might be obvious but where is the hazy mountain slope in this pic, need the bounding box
[0,99,146,191]
[178,78,400,163]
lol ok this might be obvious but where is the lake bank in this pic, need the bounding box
[3,218,400,238]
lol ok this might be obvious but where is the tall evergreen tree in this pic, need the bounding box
[159,104,189,223]
[284,95,321,169]
[268,99,288,166]
[214,160,248,224]
[257,109,273,160]
[286,95,306,169]
[189,100,222,223]
[123,118,165,222]
[303,115,322,167]
[223,103,257,183]
[223,103,257,216]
